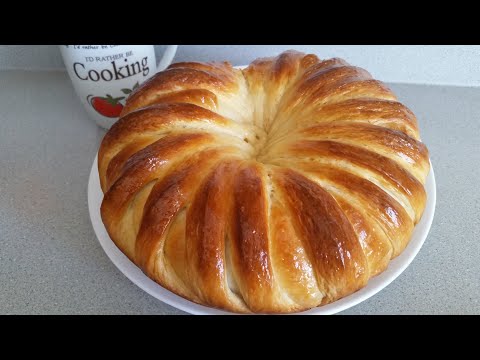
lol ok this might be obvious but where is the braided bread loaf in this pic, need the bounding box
[98,50,430,313]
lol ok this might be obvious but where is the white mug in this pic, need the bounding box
[59,45,178,129]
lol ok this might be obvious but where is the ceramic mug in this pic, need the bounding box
[59,45,177,129]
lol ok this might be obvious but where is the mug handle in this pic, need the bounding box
[156,45,178,72]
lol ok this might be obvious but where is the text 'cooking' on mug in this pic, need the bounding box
[60,45,178,129]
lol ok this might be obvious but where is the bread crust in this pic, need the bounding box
[98,50,430,313]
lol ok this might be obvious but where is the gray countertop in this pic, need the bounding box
[1,70,479,314]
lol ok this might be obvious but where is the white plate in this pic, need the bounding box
[88,154,436,315]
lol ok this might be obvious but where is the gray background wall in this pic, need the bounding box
[1,45,478,87]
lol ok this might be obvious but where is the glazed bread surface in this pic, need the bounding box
[98,51,430,313]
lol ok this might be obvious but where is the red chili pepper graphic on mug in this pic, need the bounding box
[87,82,139,118]
[87,94,124,118]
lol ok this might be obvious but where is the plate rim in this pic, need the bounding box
[89,155,436,315]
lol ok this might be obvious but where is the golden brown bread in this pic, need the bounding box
[98,50,430,313]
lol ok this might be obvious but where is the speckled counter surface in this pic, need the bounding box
[1,70,479,314]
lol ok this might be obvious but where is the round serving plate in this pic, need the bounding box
[88,153,436,315]
[89,65,435,315]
